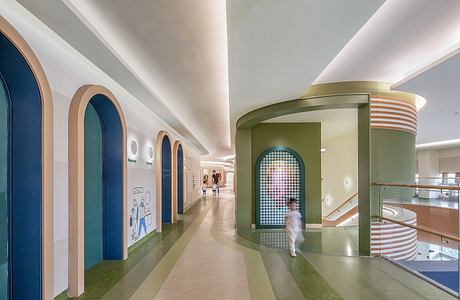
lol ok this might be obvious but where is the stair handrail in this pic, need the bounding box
[323,192,358,220]
[374,182,460,191]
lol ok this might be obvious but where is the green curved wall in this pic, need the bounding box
[252,123,321,225]
[371,129,416,213]
[235,82,417,255]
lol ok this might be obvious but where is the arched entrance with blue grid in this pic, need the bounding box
[256,147,305,229]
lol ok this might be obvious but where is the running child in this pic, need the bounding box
[285,198,302,257]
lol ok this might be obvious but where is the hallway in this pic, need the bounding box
[53,192,455,300]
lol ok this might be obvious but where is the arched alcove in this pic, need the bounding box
[255,146,305,229]
[173,141,185,216]
[161,136,172,223]
[0,16,54,299]
[155,131,175,231]
[68,85,127,297]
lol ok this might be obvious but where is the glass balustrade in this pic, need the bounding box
[375,182,460,297]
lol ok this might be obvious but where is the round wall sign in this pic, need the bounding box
[130,140,138,156]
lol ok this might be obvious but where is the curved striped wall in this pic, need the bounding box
[371,97,417,135]
[371,206,417,261]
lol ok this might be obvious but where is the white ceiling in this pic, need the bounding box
[265,109,357,142]
[17,0,460,155]
[315,0,460,85]
[397,53,460,146]
[67,0,231,155]
[312,0,460,146]
[18,0,231,156]
[226,0,384,129]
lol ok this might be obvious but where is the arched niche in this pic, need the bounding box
[155,131,175,231]
[0,16,54,300]
[255,146,305,229]
[173,141,185,217]
[68,85,127,297]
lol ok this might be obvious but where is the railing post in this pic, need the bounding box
[457,182,459,299]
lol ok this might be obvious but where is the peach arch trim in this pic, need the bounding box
[155,131,175,231]
[0,16,54,300]
[68,85,128,297]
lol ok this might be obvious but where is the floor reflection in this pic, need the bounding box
[239,226,360,256]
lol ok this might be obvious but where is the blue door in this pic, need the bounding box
[177,145,184,214]
[162,136,172,223]
[0,32,44,298]
[0,69,8,300]
[84,95,124,271]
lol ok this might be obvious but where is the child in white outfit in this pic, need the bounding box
[201,182,207,196]
[285,198,302,257]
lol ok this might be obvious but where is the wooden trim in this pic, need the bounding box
[371,96,416,106]
[324,192,358,219]
[371,114,417,124]
[371,99,416,111]
[0,16,54,300]
[371,116,417,126]
[374,182,460,191]
[374,216,460,243]
[68,85,128,297]
[370,105,416,117]
[370,110,416,121]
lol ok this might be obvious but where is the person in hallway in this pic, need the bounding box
[212,170,220,195]
[202,181,207,196]
[285,198,302,257]
[212,183,217,196]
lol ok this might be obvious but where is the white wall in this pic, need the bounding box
[0,2,202,296]
[321,130,358,217]
[416,146,460,174]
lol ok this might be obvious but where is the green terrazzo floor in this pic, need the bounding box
[55,193,456,300]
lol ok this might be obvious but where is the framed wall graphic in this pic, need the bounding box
[255,146,305,229]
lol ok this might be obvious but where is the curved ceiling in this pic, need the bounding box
[315,0,460,85]
[397,53,460,146]
[17,0,460,154]
[18,0,231,156]
[227,0,384,127]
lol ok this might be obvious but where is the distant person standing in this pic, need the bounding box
[212,170,220,195]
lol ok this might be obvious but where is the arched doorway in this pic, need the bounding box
[162,136,172,223]
[68,85,127,297]
[255,147,305,229]
[176,143,184,214]
[0,17,54,299]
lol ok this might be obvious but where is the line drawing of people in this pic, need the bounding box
[138,196,147,237]
[131,199,139,241]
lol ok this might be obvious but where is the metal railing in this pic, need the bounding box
[323,192,358,220]
[374,182,460,297]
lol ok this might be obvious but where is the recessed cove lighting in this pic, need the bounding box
[415,95,427,111]
[416,138,460,149]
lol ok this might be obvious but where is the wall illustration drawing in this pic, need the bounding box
[127,127,156,247]
[129,187,153,243]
